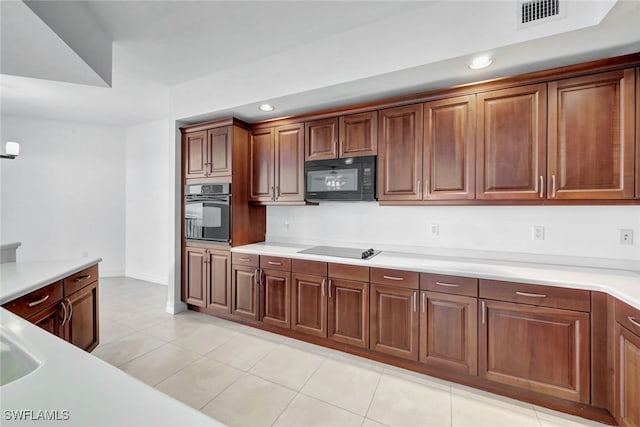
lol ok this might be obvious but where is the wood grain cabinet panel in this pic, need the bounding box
[548,69,635,200]
[476,84,547,200]
[636,67,639,200]
[260,269,291,329]
[305,118,339,161]
[207,250,231,313]
[26,302,64,338]
[370,284,419,361]
[423,95,476,200]
[184,131,208,179]
[328,278,369,348]
[419,291,478,375]
[184,127,232,178]
[291,273,327,338]
[231,264,259,320]
[64,281,99,353]
[249,128,275,202]
[615,323,640,427]
[208,126,232,177]
[378,104,424,200]
[340,111,378,158]
[275,123,304,202]
[184,246,206,307]
[479,299,590,403]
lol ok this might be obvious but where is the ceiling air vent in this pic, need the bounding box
[518,0,565,27]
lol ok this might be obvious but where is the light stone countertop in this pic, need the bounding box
[232,242,640,310]
[0,258,223,427]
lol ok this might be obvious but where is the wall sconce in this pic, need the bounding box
[1,141,20,159]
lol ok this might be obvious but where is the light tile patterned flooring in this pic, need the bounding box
[94,277,609,427]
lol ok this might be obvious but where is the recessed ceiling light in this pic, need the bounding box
[469,56,493,70]
[258,103,274,112]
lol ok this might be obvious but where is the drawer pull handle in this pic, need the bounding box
[629,317,640,328]
[74,274,91,282]
[383,275,404,281]
[515,291,547,298]
[267,261,282,266]
[28,294,50,307]
[435,281,459,288]
[238,257,250,261]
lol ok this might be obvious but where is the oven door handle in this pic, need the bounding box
[186,196,230,203]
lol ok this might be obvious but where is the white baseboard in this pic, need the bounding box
[124,271,168,286]
[99,269,126,278]
[166,300,187,314]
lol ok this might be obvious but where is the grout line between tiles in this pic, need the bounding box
[362,369,383,420]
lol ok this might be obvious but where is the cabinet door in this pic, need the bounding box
[370,284,419,360]
[65,281,99,353]
[184,131,208,179]
[27,302,64,338]
[260,269,291,329]
[340,111,378,158]
[231,265,259,320]
[275,123,304,202]
[548,69,635,199]
[328,278,369,348]
[208,126,232,177]
[291,273,327,338]
[419,291,477,375]
[305,118,339,161]
[476,84,547,200]
[207,250,231,313]
[636,68,639,200]
[249,128,275,202]
[378,104,424,201]
[424,95,475,200]
[184,247,206,307]
[615,323,640,427]
[479,299,590,403]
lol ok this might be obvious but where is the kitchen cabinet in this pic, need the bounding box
[548,69,635,200]
[27,302,64,337]
[184,126,232,179]
[419,273,478,375]
[476,84,547,200]
[479,280,590,403]
[258,256,291,329]
[231,264,259,320]
[184,245,231,313]
[305,111,377,161]
[64,281,99,352]
[328,276,369,348]
[636,68,639,200]
[370,268,419,360]
[615,300,640,427]
[291,259,328,338]
[423,95,476,200]
[378,104,424,201]
[250,124,304,203]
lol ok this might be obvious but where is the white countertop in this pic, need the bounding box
[0,259,222,427]
[232,242,640,310]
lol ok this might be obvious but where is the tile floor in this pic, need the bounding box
[94,277,609,427]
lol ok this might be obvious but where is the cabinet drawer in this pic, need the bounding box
[3,281,63,318]
[479,279,590,312]
[420,273,478,297]
[232,253,259,267]
[64,264,99,295]
[371,268,418,289]
[616,299,640,336]
[329,263,369,282]
[292,259,327,276]
[260,256,291,271]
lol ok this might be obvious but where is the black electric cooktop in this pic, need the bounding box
[298,245,381,260]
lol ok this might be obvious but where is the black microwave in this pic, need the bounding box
[304,156,376,201]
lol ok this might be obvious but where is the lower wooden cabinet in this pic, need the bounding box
[419,291,477,375]
[64,281,99,352]
[231,264,259,320]
[184,246,207,307]
[370,284,419,360]
[27,302,65,337]
[479,299,590,403]
[184,245,231,313]
[615,300,640,427]
[260,268,291,328]
[328,278,369,348]
[291,273,326,337]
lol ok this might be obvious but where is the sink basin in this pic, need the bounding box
[0,330,41,386]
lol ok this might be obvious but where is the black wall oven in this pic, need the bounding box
[184,183,230,243]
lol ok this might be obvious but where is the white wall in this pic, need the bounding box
[0,115,125,275]
[266,203,640,270]
[124,119,172,285]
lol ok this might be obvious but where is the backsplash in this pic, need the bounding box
[266,203,640,270]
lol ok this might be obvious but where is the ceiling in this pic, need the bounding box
[1,0,639,126]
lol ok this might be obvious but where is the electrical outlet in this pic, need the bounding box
[82,250,89,258]
[620,229,634,245]
[430,223,439,236]
[532,226,544,241]
[284,218,291,229]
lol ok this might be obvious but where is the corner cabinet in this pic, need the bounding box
[548,69,635,200]
[476,84,547,200]
[249,124,304,203]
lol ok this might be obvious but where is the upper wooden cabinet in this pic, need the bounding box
[249,124,304,203]
[184,126,232,179]
[548,69,635,200]
[476,84,547,200]
[305,112,378,161]
[424,95,476,200]
[378,104,424,201]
